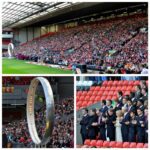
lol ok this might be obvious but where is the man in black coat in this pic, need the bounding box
[128,111,137,142]
[105,108,116,141]
[137,108,145,143]
[120,106,130,142]
[87,109,98,140]
[100,100,108,114]
[80,108,89,144]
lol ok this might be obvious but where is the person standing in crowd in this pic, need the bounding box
[140,88,148,101]
[128,111,137,142]
[144,108,148,143]
[106,100,113,109]
[87,109,98,140]
[137,108,145,143]
[105,109,116,141]
[115,110,123,142]
[100,100,108,114]
[80,108,89,144]
[2,130,8,148]
[120,107,130,142]
[137,100,145,112]
[117,91,123,103]
[122,96,129,108]
[127,99,136,113]
[134,85,142,100]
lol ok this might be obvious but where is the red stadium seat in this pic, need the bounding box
[77,101,82,107]
[144,143,148,148]
[118,81,123,86]
[112,81,118,86]
[90,96,95,101]
[92,91,98,96]
[106,95,112,100]
[121,86,127,91]
[134,80,140,86]
[110,86,116,91]
[84,139,91,146]
[90,140,97,147]
[123,142,130,148]
[82,91,87,96]
[76,96,80,102]
[90,86,95,91]
[87,101,93,106]
[107,81,113,86]
[109,141,116,148]
[101,96,106,101]
[108,91,114,96]
[103,91,108,96]
[116,86,122,91]
[94,86,101,91]
[95,96,101,102]
[130,142,137,148]
[102,81,108,86]
[85,96,90,101]
[124,90,130,96]
[82,101,87,107]
[103,141,110,147]
[100,86,106,91]
[112,96,117,101]
[126,86,132,91]
[87,91,93,96]
[96,140,103,148]
[105,86,111,91]
[136,143,144,148]
[128,81,134,86]
[123,80,129,85]
[97,91,103,96]
[79,96,85,101]
[115,142,123,148]
[77,91,82,96]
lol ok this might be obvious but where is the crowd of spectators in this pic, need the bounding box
[11,13,148,74]
[2,97,74,148]
[79,80,148,145]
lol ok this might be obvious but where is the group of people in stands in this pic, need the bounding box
[9,13,147,74]
[2,97,74,148]
[79,80,148,144]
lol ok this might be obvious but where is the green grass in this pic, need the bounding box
[3,58,73,74]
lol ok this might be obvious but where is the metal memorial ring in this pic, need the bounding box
[27,77,55,145]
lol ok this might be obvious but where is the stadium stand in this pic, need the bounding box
[76,76,148,148]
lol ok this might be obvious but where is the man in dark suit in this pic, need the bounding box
[134,85,142,100]
[114,100,123,111]
[140,88,148,102]
[127,99,136,113]
[137,108,145,143]
[87,109,98,140]
[106,100,113,109]
[120,107,130,142]
[117,91,123,103]
[137,100,145,112]
[128,111,137,142]
[100,100,108,114]
[80,108,89,144]
[105,109,116,141]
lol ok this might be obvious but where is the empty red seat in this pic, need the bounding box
[96,140,103,148]
[105,86,111,91]
[108,91,114,96]
[126,86,132,91]
[116,86,122,91]
[101,96,106,101]
[112,96,117,101]
[107,80,113,86]
[94,86,101,91]
[79,96,85,101]
[92,91,98,96]
[144,143,148,148]
[128,80,134,86]
[90,96,95,101]
[134,80,140,86]
[136,143,144,148]
[123,142,130,148]
[115,142,123,148]
[123,80,129,85]
[112,81,118,86]
[87,101,93,106]
[110,86,116,91]
[87,91,93,96]
[90,86,95,91]
[118,81,123,86]
[82,101,87,107]
[102,81,108,86]
[90,140,97,147]
[95,96,101,102]
[130,142,137,148]
[76,96,80,101]
[82,91,88,96]
[77,91,82,96]
[84,139,91,146]
[103,91,108,96]
[106,95,112,100]
[109,141,116,148]
[77,101,82,107]
[103,141,110,147]
[85,96,90,101]
[97,91,103,96]
[100,86,106,91]
[121,86,127,91]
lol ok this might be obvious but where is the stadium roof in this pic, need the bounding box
[2,2,76,27]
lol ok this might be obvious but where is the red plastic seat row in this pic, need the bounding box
[84,139,148,148]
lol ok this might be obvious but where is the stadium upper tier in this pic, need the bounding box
[12,13,148,74]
